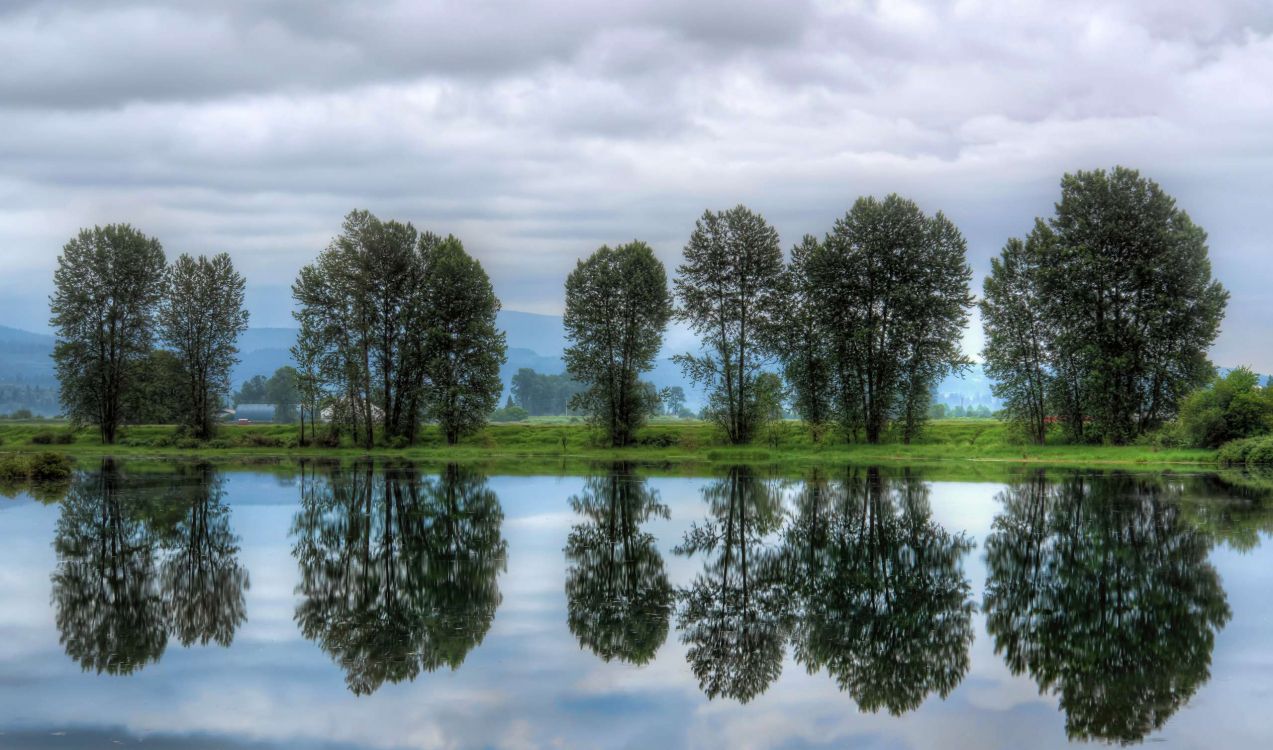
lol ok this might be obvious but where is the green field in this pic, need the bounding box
[0,417,1218,474]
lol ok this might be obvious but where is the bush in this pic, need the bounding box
[0,456,27,481]
[28,452,73,481]
[0,452,73,482]
[490,405,530,423]
[1179,367,1273,448]
[386,435,410,450]
[30,430,74,445]
[636,432,678,448]
[238,432,284,448]
[1218,436,1273,466]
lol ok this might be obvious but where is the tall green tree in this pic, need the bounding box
[292,210,426,447]
[419,234,507,444]
[984,167,1228,444]
[674,206,784,444]
[564,241,672,446]
[159,253,249,439]
[981,237,1050,444]
[814,195,973,444]
[49,224,167,443]
[773,235,833,441]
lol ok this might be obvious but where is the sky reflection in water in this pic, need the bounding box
[1,461,1272,749]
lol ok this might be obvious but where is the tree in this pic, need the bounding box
[49,224,167,443]
[159,253,249,439]
[419,234,507,444]
[234,374,269,405]
[510,369,587,416]
[663,386,687,417]
[773,235,834,441]
[981,238,1050,444]
[266,366,301,423]
[813,195,973,444]
[1178,367,1273,448]
[565,464,673,664]
[674,206,785,444]
[564,242,672,446]
[292,210,426,447]
[985,167,1229,444]
[127,349,187,424]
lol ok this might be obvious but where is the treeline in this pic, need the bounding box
[47,166,1227,448]
[510,369,587,416]
[564,200,973,446]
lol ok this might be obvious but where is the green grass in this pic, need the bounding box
[0,418,1218,475]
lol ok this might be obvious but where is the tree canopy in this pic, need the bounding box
[564,241,671,446]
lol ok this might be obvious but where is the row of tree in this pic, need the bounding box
[50,166,1227,447]
[563,199,973,446]
[50,226,249,441]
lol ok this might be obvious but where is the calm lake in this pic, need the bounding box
[1,460,1272,749]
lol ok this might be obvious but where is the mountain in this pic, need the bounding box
[0,313,1015,414]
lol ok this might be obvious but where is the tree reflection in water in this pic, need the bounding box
[674,466,788,703]
[564,463,673,665]
[783,467,975,715]
[292,461,507,695]
[51,459,249,675]
[984,471,1232,744]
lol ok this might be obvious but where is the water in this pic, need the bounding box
[1,460,1272,749]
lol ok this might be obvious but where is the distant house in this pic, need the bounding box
[233,403,281,423]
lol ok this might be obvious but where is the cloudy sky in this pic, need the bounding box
[2,0,1271,366]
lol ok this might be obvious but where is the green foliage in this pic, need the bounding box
[31,429,75,445]
[160,252,249,439]
[127,349,187,425]
[419,234,507,444]
[510,368,585,415]
[50,224,168,443]
[770,197,973,446]
[984,167,1228,445]
[674,205,785,445]
[1178,367,1273,448]
[564,242,671,446]
[0,451,73,482]
[1218,435,1273,467]
[490,404,529,422]
[774,235,834,441]
[981,237,1049,444]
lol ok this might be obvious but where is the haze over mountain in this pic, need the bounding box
[0,310,1002,415]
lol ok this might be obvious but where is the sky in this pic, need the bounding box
[1,0,1272,367]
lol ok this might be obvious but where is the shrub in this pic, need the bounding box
[238,432,284,448]
[0,456,27,481]
[490,405,530,423]
[1179,367,1273,448]
[386,435,410,450]
[1218,436,1273,466]
[28,452,73,481]
[30,430,74,445]
[636,432,678,448]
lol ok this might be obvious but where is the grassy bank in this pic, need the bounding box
[0,418,1217,472]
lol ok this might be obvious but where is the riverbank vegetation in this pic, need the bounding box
[0,419,1217,469]
[32,166,1249,467]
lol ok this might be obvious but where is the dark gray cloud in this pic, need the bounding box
[1,0,1271,366]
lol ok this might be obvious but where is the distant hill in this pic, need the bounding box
[0,313,1052,415]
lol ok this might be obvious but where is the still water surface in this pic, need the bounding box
[1,460,1272,749]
